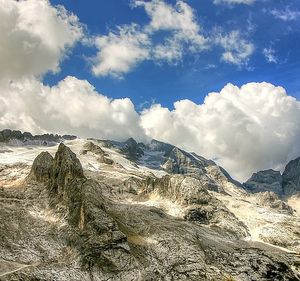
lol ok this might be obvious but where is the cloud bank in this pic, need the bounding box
[141,83,300,180]
[0,76,145,141]
[1,76,300,181]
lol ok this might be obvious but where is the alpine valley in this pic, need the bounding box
[1,129,300,281]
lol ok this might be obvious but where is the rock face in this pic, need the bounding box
[28,151,53,182]
[81,141,113,164]
[282,157,300,196]
[244,169,283,195]
[256,191,293,214]
[162,147,209,175]
[27,143,139,279]
[140,174,249,239]
[121,137,144,160]
[1,141,300,280]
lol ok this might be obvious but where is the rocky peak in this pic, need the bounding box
[149,139,174,155]
[244,169,283,195]
[81,141,105,156]
[50,143,85,197]
[81,141,113,164]
[282,157,300,196]
[28,143,137,274]
[121,137,144,160]
[162,147,206,175]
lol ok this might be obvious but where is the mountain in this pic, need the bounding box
[0,128,76,146]
[244,157,300,197]
[0,130,300,280]
[244,169,283,195]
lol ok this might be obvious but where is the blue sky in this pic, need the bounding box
[46,0,300,109]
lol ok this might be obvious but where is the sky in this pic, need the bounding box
[0,0,300,181]
[46,0,300,108]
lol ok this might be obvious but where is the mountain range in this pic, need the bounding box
[0,129,300,280]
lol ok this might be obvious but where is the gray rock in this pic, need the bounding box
[1,143,300,280]
[282,157,300,196]
[256,191,293,214]
[244,169,283,195]
[28,151,53,182]
[140,174,249,239]
[81,141,113,164]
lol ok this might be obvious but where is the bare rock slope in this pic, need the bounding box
[1,137,300,280]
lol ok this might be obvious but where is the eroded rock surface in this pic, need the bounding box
[256,191,293,214]
[1,141,300,280]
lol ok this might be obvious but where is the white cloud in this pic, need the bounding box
[0,0,83,80]
[91,24,150,78]
[92,0,207,77]
[1,75,300,181]
[0,77,146,141]
[133,0,201,36]
[152,37,183,64]
[141,82,300,181]
[133,0,207,56]
[263,47,278,63]
[215,30,254,66]
[269,8,300,21]
[214,0,256,5]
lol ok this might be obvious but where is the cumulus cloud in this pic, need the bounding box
[141,82,300,181]
[0,0,83,80]
[92,0,207,77]
[0,77,145,141]
[213,0,256,5]
[91,24,150,78]
[135,0,207,62]
[263,47,278,63]
[91,0,257,77]
[1,74,300,181]
[214,30,254,66]
[133,0,204,41]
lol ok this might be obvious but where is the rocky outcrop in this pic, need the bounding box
[282,157,300,196]
[162,147,208,175]
[160,147,243,194]
[2,140,300,280]
[29,143,138,278]
[81,141,113,164]
[121,138,144,160]
[256,191,293,214]
[140,174,249,239]
[244,169,283,195]
[28,151,53,182]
